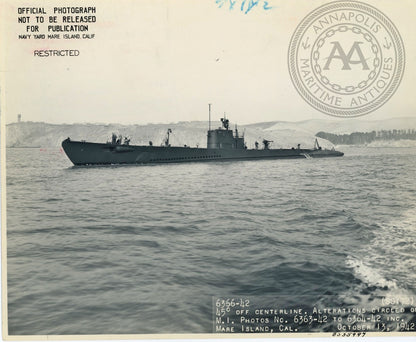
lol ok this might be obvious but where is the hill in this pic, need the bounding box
[6,117,416,149]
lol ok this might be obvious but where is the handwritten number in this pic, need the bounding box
[263,1,272,10]
[216,0,273,13]
[244,0,260,14]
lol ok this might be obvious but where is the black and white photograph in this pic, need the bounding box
[1,0,416,340]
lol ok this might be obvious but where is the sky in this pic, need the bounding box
[2,0,416,125]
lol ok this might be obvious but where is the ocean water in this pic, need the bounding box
[5,146,416,335]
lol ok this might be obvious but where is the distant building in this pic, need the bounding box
[18,114,21,123]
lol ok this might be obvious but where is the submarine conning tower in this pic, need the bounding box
[207,116,245,149]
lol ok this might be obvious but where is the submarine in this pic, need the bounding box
[61,106,344,166]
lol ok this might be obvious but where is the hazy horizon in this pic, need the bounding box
[6,115,416,127]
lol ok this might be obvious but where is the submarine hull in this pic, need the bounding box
[61,139,344,166]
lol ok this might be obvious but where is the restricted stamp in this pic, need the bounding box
[288,0,405,117]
